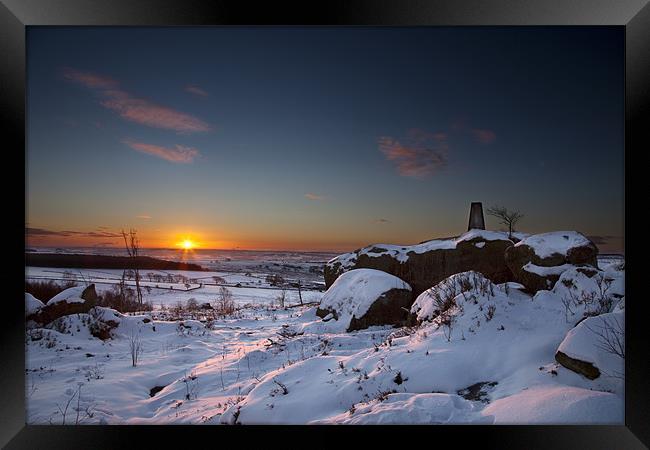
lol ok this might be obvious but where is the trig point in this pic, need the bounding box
[467,202,486,231]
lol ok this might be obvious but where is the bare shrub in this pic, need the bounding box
[484,304,496,322]
[276,289,287,309]
[129,330,143,367]
[97,284,152,313]
[186,298,199,311]
[215,287,236,316]
[561,273,616,322]
[266,274,285,286]
[587,315,624,360]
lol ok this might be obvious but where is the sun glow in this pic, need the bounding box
[181,239,194,249]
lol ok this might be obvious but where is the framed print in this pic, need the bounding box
[2,0,648,448]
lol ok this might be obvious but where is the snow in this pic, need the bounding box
[25,293,45,316]
[481,385,623,424]
[330,229,513,268]
[523,263,573,277]
[314,393,489,424]
[316,269,411,332]
[410,271,491,322]
[557,311,624,392]
[459,229,513,243]
[514,231,591,259]
[24,253,624,425]
[47,285,88,305]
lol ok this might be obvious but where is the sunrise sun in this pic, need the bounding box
[181,239,195,250]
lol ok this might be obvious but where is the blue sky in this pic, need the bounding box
[26,27,624,252]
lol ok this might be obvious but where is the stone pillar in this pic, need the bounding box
[467,202,485,231]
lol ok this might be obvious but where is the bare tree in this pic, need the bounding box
[277,289,287,308]
[122,229,143,304]
[297,280,303,306]
[486,205,524,239]
[129,329,143,367]
[216,286,235,316]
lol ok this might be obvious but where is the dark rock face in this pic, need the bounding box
[505,237,598,293]
[324,236,514,298]
[30,284,98,326]
[316,287,413,332]
[89,319,118,340]
[555,350,601,380]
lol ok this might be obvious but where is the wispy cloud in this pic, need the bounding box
[62,68,119,90]
[375,218,391,224]
[380,123,496,178]
[26,227,122,238]
[378,134,448,178]
[471,128,496,144]
[136,215,152,220]
[305,193,325,201]
[185,85,209,97]
[123,139,200,164]
[62,68,212,133]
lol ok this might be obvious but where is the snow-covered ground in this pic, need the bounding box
[25,254,625,425]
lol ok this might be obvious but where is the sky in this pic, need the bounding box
[26,27,624,252]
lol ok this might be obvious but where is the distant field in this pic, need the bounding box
[25,253,207,271]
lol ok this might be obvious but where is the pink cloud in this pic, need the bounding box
[62,68,119,90]
[123,139,200,164]
[378,135,448,178]
[472,128,496,144]
[305,193,325,201]
[63,68,211,133]
[136,215,152,220]
[185,85,209,97]
[102,95,211,133]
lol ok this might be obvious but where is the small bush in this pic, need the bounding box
[215,287,236,316]
[97,285,152,313]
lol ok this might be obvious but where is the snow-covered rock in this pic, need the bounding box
[555,311,624,388]
[505,231,598,292]
[316,269,412,332]
[47,285,89,305]
[25,293,45,317]
[543,265,625,323]
[324,230,514,297]
[410,271,494,323]
[32,284,99,325]
[481,385,623,424]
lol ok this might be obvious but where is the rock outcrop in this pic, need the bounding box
[505,231,598,293]
[554,311,624,381]
[30,284,98,326]
[324,230,515,298]
[316,268,413,332]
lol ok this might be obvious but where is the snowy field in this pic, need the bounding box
[26,266,323,310]
[24,254,625,425]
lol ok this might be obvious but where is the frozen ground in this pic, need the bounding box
[25,253,625,425]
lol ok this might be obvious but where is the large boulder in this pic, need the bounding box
[316,268,413,332]
[555,311,624,388]
[324,230,515,298]
[30,284,98,325]
[505,232,598,293]
[25,293,45,317]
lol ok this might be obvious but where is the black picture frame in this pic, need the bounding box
[3,0,647,448]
